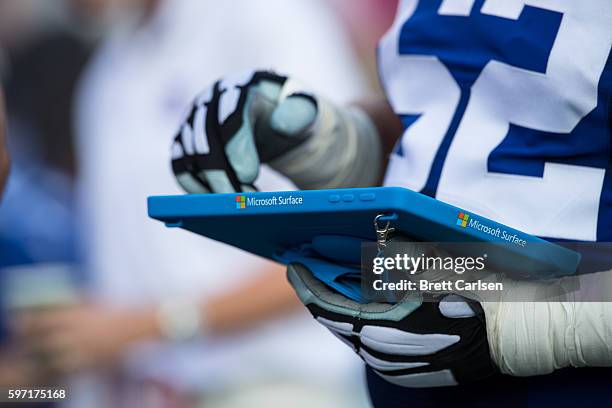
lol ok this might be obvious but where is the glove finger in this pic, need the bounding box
[171,127,211,194]
[438,295,477,318]
[217,71,256,124]
[175,172,210,194]
[359,348,429,372]
[374,369,458,388]
[360,325,460,356]
[219,71,264,185]
[223,128,259,187]
[191,81,243,192]
[313,316,356,349]
[192,105,210,154]
[220,71,288,184]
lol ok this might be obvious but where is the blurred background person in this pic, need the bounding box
[0,82,22,387]
[9,0,393,407]
[0,0,92,394]
[0,0,89,266]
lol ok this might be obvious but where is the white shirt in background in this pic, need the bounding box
[75,0,370,403]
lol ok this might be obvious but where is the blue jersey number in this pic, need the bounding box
[380,0,612,241]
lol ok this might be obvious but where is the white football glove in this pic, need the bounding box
[287,262,498,388]
[170,70,381,193]
[285,235,499,388]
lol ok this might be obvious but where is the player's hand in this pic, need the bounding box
[170,70,319,193]
[287,263,498,387]
[13,305,159,375]
[0,85,9,196]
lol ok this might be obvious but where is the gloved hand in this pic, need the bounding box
[170,70,381,193]
[286,261,498,388]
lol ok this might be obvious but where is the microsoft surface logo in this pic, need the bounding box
[236,195,246,209]
[456,212,469,228]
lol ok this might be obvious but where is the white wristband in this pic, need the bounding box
[157,299,206,341]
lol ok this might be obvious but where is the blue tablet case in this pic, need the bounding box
[148,187,580,285]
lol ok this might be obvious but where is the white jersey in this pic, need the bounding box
[380,0,612,242]
[75,0,367,396]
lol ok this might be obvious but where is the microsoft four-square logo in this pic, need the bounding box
[456,212,469,228]
[236,195,246,209]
